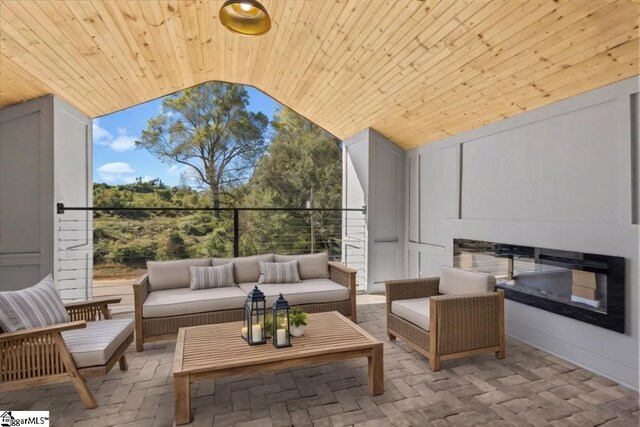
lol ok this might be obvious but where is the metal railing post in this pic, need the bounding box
[233,208,240,257]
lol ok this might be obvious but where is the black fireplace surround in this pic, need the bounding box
[453,239,625,333]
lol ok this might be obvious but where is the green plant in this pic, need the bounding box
[264,314,273,338]
[289,308,308,327]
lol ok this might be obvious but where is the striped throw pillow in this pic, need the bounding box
[258,260,301,284]
[0,274,70,333]
[189,264,236,290]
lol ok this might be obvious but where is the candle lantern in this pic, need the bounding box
[243,286,267,345]
[272,293,292,348]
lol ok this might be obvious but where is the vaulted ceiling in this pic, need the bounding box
[1,0,638,149]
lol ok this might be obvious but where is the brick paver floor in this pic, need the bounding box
[2,301,638,426]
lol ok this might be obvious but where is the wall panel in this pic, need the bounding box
[408,155,420,242]
[406,77,640,389]
[461,100,619,223]
[419,146,458,244]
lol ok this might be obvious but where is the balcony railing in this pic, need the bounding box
[56,204,367,313]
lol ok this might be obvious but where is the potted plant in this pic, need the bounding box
[289,308,308,337]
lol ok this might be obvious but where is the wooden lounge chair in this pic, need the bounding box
[386,266,505,371]
[0,297,133,409]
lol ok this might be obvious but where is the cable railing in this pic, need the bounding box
[56,204,367,313]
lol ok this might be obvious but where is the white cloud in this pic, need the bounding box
[110,128,136,152]
[140,176,156,183]
[96,162,135,183]
[92,120,136,152]
[167,164,188,175]
[92,118,111,145]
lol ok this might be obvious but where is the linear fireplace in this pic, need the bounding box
[453,239,625,333]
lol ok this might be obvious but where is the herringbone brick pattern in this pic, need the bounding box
[2,301,638,426]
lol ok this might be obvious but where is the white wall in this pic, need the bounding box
[343,130,368,287]
[405,77,640,389]
[0,97,55,289]
[343,129,405,292]
[0,96,92,298]
[54,97,93,300]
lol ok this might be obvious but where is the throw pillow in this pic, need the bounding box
[439,265,496,295]
[274,253,330,279]
[212,254,274,284]
[259,260,301,284]
[189,264,236,290]
[147,258,211,291]
[0,274,70,333]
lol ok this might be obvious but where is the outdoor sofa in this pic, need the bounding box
[133,253,357,351]
[386,266,505,371]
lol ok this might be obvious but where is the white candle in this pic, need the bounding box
[251,324,262,343]
[276,328,287,345]
[241,327,247,338]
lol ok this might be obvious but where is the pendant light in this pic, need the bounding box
[219,0,271,36]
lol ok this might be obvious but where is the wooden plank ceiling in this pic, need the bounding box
[1,0,639,149]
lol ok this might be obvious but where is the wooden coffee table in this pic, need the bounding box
[172,311,383,425]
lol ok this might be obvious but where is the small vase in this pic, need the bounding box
[289,325,305,337]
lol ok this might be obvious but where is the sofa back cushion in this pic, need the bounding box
[147,258,211,292]
[439,266,496,295]
[189,264,236,290]
[0,274,70,332]
[259,260,301,284]
[274,253,330,280]
[212,254,274,284]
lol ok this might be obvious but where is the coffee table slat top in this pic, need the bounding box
[174,312,380,375]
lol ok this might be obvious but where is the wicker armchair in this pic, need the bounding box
[0,298,133,409]
[386,272,505,371]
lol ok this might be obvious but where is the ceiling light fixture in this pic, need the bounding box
[219,0,271,36]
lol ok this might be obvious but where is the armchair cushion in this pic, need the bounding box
[391,298,431,331]
[0,274,70,332]
[439,266,496,295]
[147,258,212,291]
[62,319,133,368]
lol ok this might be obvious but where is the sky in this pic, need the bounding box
[93,85,280,186]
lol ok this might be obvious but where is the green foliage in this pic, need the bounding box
[165,232,186,259]
[241,107,342,256]
[110,239,158,266]
[93,97,343,278]
[289,308,308,327]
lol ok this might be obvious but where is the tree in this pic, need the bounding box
[246,107,342,208]
[136,82,269,215]
[241,107,342,254]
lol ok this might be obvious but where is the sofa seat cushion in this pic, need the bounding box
[391,298,430,331]
[62,319,133,368]
[439,266,496,295]
[238,279,349,306]
[143,287,247,318]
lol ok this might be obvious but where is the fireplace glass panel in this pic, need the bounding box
[453,239,607,314]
